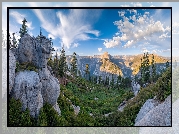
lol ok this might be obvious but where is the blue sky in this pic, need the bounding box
[3,2,176,57]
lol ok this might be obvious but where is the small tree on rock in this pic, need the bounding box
[19,18,28,38]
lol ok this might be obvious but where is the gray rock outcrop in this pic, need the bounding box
[11,71,43,118]
[135,95,171,126]
[39,67,60,106]
[9,49,16,94]
[9,33,61,117]
[135,98,159,124]
[17,34,52,69]
[139,98,179,134]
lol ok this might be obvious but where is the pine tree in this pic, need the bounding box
[117,74,122,89]
[53,51,59,77]
[71,52,78,76]
[166,61,170,69]
[111,74,114,88]
[98,76,102,84]
[151,54,156,83]
[140,52,150,85]
[84,64,90,80]
[19,18,28,38]
[105,76,108,85]
[12,33,17,48]
[59,46,68,77]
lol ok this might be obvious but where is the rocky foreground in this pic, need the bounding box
[135,95,171,126]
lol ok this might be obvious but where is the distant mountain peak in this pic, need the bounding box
[101,52,111,60]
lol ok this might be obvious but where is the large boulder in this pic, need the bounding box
[11,71,43,118]
[135,95,171,126]
[39,67,60,106]
[9,49,16,94]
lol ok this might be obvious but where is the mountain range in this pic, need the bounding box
[53,52,170,79]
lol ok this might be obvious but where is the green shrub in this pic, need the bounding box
[9,98,34,126]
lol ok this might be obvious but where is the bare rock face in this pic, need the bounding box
[135,95,171,126]
[10,34,61,117]
[9,49,16,94]
[11,71,43,118]
[139,98,179,134]
[39,67,60,106]
[17,34,52,69]
[101,52,111,60]
[135,99,159,124]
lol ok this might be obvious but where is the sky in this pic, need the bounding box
[2,2,177,57]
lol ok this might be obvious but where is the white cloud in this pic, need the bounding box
[104,39,121,48]
[104,9,171,50]
[151,50,157,54]
[144,12,150,15]
[142,48,150,53]
[48,34,56,40]
[73,43,79,48]
[98,48,102,52]
[29,3,100,49]
[9,11,34,30]
[159,33,171,39]
[124,40,134,48]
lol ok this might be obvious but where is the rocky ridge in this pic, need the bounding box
[9,33,61,118]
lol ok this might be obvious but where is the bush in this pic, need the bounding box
[9,98,34,126]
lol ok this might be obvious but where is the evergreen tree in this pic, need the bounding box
[151,54,156,83]
[59,46,68,77]
[98,76,102,84]
[144,52,150,83]
[105,76,108,85]
[53,51,59,77]
[71,52,78,76]
[140,52,150,85]
[110,74,114,88]
[166,61,170,69]
[19,18,28,38]
[117,74,122,89]
[12,33,17,48]
[84,64,90,80]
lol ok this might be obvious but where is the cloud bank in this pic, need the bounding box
[103,9,171,52]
